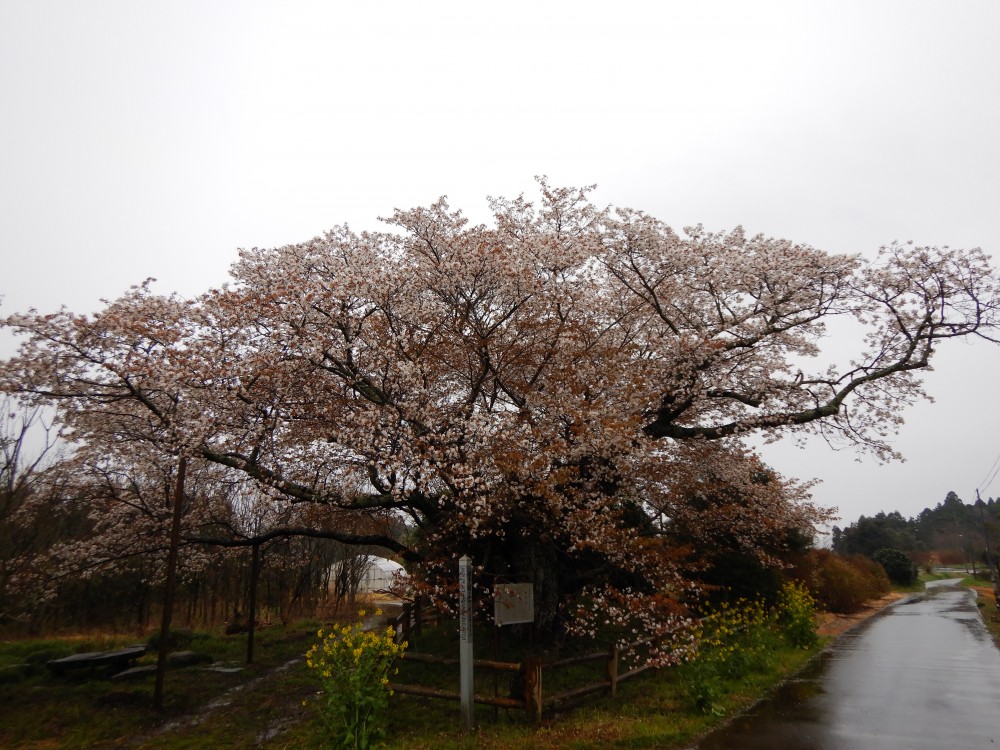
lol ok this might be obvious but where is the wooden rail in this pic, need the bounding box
[388,605,668,723]
[401,652,521,672]
[387,682,523,709]
[392,599,441,645]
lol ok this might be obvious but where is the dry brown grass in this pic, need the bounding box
[814,591,908,639]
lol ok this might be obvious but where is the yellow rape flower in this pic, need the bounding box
[304,609,407,747]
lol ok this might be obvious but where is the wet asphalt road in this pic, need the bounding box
[696,579,1000,749]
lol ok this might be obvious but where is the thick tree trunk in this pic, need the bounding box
[482,525,562,637]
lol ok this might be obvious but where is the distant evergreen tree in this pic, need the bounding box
[873,548,918,586]
[833,512,919,557]
[835,491,1000,574]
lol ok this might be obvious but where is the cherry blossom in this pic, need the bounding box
[2,179,997,650]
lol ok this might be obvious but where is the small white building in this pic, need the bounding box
[329,555,408,597]
[358,556,407,593]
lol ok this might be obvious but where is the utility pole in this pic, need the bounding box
[975,490,1000,609]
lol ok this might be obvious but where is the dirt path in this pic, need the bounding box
[120,657,305,748]
[814,591,909,639]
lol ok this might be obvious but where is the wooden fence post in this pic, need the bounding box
[522,653,543,722]
[607,645,619,698]
[400,603,411,644]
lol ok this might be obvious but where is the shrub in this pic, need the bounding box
[681,596,777,713]
[776,580,818,649]
[680,657,725,716]
[679,586,821,715]
[305,609,407,750]
[873,548,918,586]
[794,549,890,614]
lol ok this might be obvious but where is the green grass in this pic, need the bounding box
[278,608,824,750]
[0,621,322,749]
[372,639,820,750]
[978,590,1000,648]
[891,569,960,593]
[957,574,1000,649]
[1,614,825,749]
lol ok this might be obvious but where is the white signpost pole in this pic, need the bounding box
[459,555,474,731]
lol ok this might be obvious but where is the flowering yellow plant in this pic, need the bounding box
[777,580,818,648]
[305,609,407,750]
[682,584,818,714]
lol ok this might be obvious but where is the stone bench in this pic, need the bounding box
[46,646,147,677]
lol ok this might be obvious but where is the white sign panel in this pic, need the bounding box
[459,556,472,643]
[494,583,534,626]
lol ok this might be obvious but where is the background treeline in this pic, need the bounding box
[3,495,392,637]
[1,397,414,638]
[832,491,1000,576]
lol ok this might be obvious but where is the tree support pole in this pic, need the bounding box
[154,455,186,710]
[246,541,261,664]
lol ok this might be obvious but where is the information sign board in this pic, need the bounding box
[494,582,534,626]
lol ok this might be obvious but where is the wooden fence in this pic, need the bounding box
[392,599,434,646]
[387,602,660,721]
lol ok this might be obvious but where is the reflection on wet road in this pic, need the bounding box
[696,579,1000,749]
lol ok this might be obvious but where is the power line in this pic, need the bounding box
[982,464,1000,495]
[977,449,1000,495]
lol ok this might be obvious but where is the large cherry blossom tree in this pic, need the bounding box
[3,181,998,651]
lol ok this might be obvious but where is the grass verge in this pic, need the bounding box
[278,593,825,750]
[381,644,818,750]
[2,609,827,749]
[961,575,1000,649]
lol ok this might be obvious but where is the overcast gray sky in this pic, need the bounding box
[2,0,999,527]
